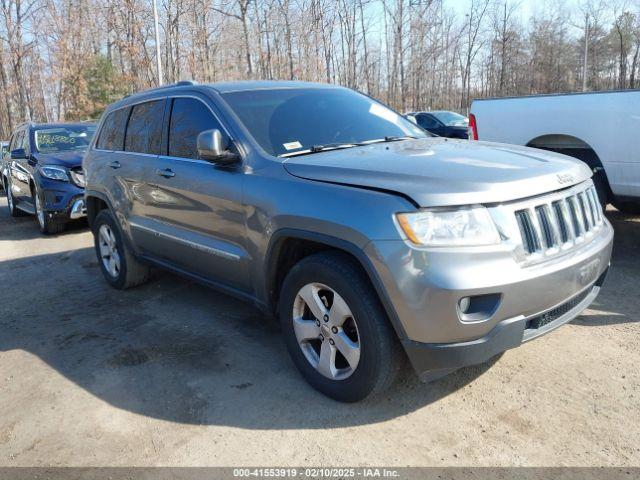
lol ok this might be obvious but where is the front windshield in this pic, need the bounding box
[34,125,96,153]
[221,88,428,157]
[432,111,468,127]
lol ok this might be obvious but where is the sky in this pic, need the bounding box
[448,0,586,23]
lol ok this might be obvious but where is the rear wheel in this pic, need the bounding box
[33,186,65,234]
[92,209,150,289]
[279,251,402,402]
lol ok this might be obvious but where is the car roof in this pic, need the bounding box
[18,121,96,130]
[207,80,342,93]
[108,80,345,111]
[416,110,460,115]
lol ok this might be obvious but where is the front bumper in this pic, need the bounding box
[403,269,607,381]
[365,216,613,380]
[39,176,86,221]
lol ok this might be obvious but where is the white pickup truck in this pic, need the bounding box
[469,90,640,213]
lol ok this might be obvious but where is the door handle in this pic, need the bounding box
[108,160,121,169]
[155,168,175,178]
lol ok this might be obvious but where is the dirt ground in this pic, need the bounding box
[0,196,638,467]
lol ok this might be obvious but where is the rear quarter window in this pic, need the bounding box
[96,107,130,151]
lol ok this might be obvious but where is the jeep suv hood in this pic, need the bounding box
[282,138,592,207]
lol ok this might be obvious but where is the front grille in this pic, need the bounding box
[514,184,603,256]
[526,287,592,330]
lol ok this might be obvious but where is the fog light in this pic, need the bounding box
[458,297,471,313]
[457,293,502,323]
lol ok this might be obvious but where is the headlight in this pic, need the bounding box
[396,206,500,246]
[39,166,69,182]
[69,169,86,187]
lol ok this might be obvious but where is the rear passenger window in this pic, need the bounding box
[124,100,164,154]
[97,107,130,151]
[168,98,223,159]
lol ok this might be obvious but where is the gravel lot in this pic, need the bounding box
[0,196,638,467]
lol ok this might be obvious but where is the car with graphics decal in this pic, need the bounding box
[4,122,96,234]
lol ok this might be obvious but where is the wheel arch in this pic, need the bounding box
[85,191,113,227]
[264,229,408,341]
[526,134,604,170]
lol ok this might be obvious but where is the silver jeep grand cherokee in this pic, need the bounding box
[83,81,613,402]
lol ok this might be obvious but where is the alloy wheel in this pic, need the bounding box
[292,282,361,380]
[98,224,121,278]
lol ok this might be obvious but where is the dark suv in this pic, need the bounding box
[84,81,612,402]
[4,122,96,233]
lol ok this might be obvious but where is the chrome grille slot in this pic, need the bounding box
[567,196,583,236]
[552,201,570,243]
[577,193,592,231]
[515,210,540,253]
[511,183,604,262]
[535,205,556,248]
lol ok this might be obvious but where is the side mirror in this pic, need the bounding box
[10,148,26,159]
[197,129,239,166]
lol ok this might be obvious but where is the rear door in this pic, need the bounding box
[91,100,165,253]
[115,99,167,252]
[134,94,250,293]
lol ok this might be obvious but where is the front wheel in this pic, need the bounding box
[33,186,65,234]
[279,252,402,402]
[6,177,24,217]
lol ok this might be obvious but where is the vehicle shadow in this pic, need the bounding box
[0,244,499,428]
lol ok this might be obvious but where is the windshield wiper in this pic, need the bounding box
[382,135,418,142]
[312,136,417,150]
[280,136,419,158]
[280,142,364,158]
[310,142,362,153]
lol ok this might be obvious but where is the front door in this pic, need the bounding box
[9,128,33,204]
[134,95,250,293]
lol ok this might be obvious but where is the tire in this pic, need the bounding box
[33,185,65,234]
[591,171,609,209]
[279,251,402,402]
[612,200,640,215]
[5,176,25,217]
[539,147,609,208]
[92,209,150,289]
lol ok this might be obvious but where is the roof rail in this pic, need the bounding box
[124,80,198,98]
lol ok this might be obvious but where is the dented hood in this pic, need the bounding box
[282,138,592,207]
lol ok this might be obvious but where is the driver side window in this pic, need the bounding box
[168,97,226,160]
